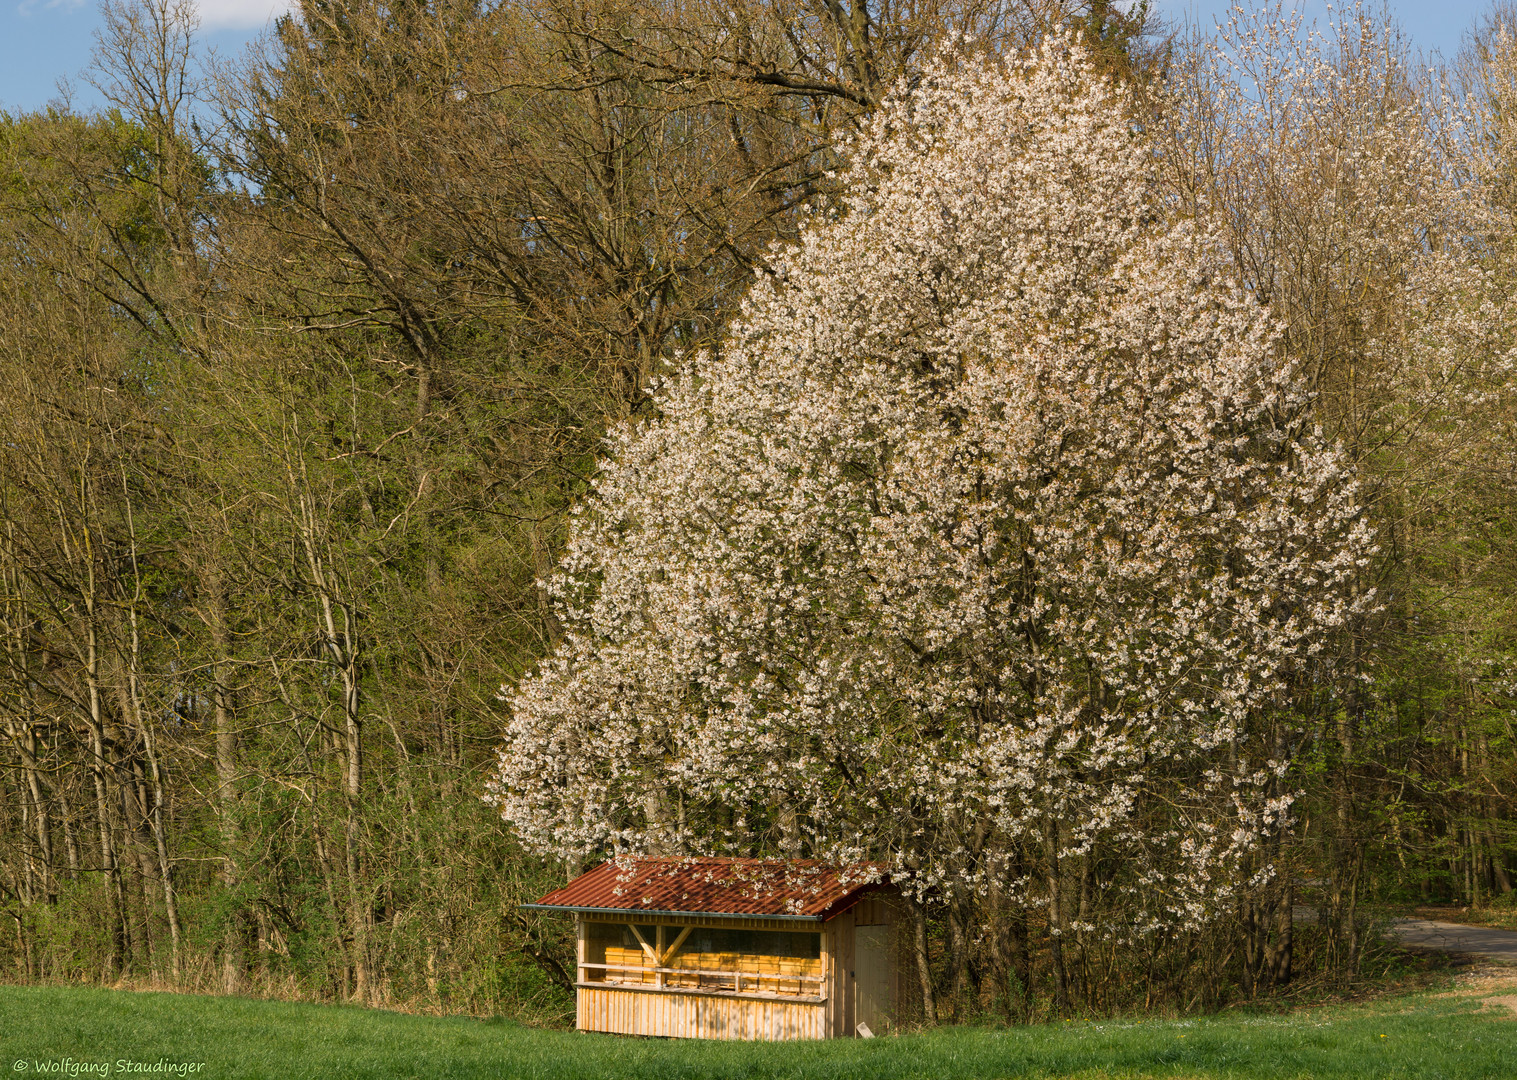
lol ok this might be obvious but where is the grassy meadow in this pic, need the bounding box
[1,978,1514,1080]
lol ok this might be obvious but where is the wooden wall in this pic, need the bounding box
[852,894,898,1033]
[823,908,853,1039]
[850,895,893,928]
[577,986,828,1040]
[822,893,899,1037]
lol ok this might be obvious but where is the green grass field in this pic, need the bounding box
[1,981,1513,1080]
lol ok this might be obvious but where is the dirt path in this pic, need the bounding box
[1435,964,1517,1019]
[1388,917,1517,964]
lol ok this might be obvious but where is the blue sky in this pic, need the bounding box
[1,0,291,113]
[0,1,1500,116]
[1162,1,1495,60]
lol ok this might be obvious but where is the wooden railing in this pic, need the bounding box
[579,961,826,1001]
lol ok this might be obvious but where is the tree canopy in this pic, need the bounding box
[488,39,1376,1013]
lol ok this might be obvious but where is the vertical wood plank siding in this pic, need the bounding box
[575,916,588,1030]
[851,896,890,927]
[839,910,856,1037]
[576,986,828,1040]
[849,897,897,1032]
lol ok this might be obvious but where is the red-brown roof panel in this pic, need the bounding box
[528,858,887,920]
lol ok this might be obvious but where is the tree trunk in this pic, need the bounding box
[910,896,938,1023]
[946,895,974,1017]
[85,616,126,978]
[1045,817,1069,1014]
[1272,877,1294,986]
[209,584,242,993]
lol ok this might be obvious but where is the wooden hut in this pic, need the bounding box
[524,857,901,1041]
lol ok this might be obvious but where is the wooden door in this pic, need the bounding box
[853,924,890,1035]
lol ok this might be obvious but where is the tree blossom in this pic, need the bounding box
[486,38,1374,939]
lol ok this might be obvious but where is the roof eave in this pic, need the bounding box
[519,902,827,922]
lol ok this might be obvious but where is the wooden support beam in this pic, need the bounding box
[576,915,587,990]
[628,923,659,965]
[660,925,694,966]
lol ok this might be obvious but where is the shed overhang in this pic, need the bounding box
[525,858,889,922]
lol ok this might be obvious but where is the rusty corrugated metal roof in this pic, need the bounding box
[526,858,888,921]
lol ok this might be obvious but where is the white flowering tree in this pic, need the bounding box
[487,39,1373,1014]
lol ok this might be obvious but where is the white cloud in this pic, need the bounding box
[194,0,293,31]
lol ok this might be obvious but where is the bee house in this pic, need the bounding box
[524,857,900,1041]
